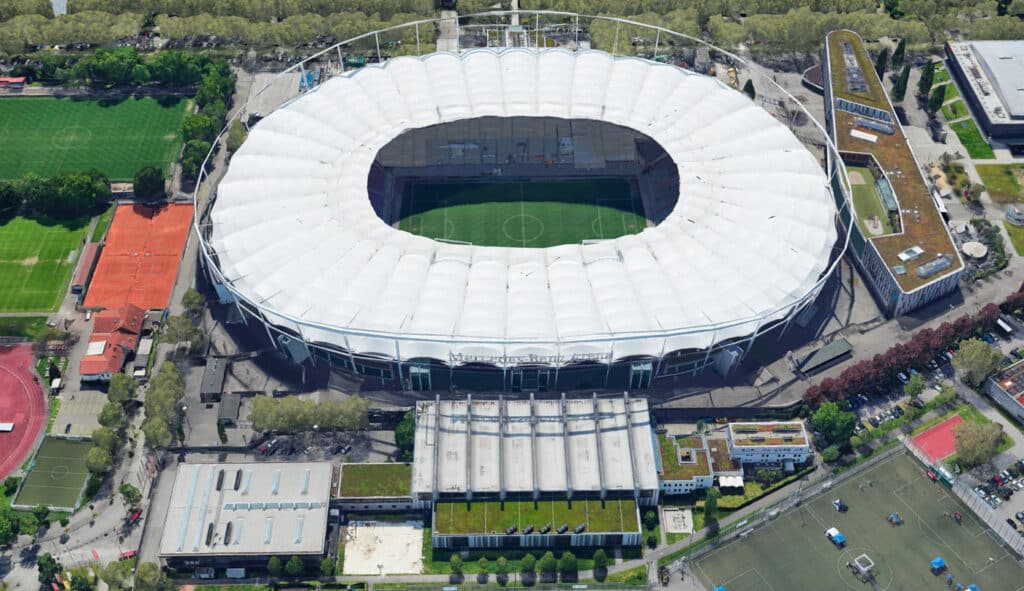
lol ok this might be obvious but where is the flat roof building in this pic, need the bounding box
[946,41,1024,140]
[157,462,332,569]
[984,359,1024,427]
[412,394,660,506]
[824,31,963,317]
[727,421,810,466]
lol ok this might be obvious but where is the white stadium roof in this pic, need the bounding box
[209,48,837,364]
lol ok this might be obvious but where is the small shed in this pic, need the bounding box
[218,393,241,426]
[200,358,228,402]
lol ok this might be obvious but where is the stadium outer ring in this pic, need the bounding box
[193,11,854,385]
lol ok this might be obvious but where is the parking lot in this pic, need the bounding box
[255,429,398,463]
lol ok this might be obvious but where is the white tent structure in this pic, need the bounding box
[206,48,838,383]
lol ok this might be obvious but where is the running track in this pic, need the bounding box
[0,345,45,480]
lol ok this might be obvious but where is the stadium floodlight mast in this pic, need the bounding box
[192,11,854,388]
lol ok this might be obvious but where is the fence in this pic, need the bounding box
[905,438,1024,557]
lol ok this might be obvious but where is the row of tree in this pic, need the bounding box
[30,47,215,87]
[66,0,435,21]
[0,170,110,219]
[142,361,186,447]
[84,373,140,475]
[0,12,144,55]
[249,395,370,433]
[0,0,51,21]
[803,303,1003,407]
[449,550,582,581]
[181,56,235,179]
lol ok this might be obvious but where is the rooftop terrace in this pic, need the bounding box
[433,498,639,535]
[826,30,962,292]
[728,422,808,447]
[657,434,712,481]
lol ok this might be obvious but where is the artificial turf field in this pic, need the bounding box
[0,215,90,312]
[397,178,647,248]
[0,96,190,180]
[693,452,1024,591]
[14,438,91,510]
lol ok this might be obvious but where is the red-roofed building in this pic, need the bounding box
[0,77,26,89]
[79,305,145,382]
[71,243,101,295]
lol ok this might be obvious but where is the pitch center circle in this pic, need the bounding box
[52,126,93,149]
[502,214,544,243]
[50,465,70,480]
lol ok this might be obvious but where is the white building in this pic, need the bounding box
[656,433,715,495]
[726,422,810,466]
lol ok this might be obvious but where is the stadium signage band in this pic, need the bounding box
[449,352,612,365]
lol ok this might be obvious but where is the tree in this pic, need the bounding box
[904,372,926,397]
[892,64,911,101]
[0,511,14,545]
[2,477,18,496]
[142,417,172,448]
[181,139,213,179]
[163,315,203,350]
[182,288,204,318]
[954,421,1004,467]
[953,338,1003,386]
[891,38,906,67]
[646,534,658,549]
[756,468,783,485]
[592,548,609,571]
[132,165,165,201]
[133,563,170,591]
[70,575,94,591]
[812,401,857,444]
[285,555,303,576]
[85,446,112,473]
[227,119,248,153]
[822,446,841,463]
[449,554,463,575]
[0,181,20,214]
[703,487,720,527]
[742,78,755,100]
[874,47,889,80]
[38,553,62,584]
[98,401,126,430]
[695,418,705,433]
[91,427,120,453]
[477,556,489,577]
[32,504,49,522]
[559,551,577,578]
[267,556,283,576]
[395,409,415,460]
[182,113,217,143]
[496,556,509,577]
[107,373,137,403]
[249,395,370,433]
[538,551,557,577]
[520,553,536,576]
[928,84,945,113]
[319,557,335,576]
[100,561,127,590]
[119,483,142,507]
[918,61,936,96]
[643,510,658,531]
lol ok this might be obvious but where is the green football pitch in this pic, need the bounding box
[0,215,90,312]
[0,96,190,180]
[14,438,92,510]
[397,178,647,248]
[693,452,1024,591]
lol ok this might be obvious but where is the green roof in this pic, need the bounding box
[657,433,712,481]
[433,499,639,535]
[339,463,412,497]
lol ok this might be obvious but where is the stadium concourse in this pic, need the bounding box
[201,47,842,393]
[0,345,45,481]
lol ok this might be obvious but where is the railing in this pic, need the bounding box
[191,10,856,353]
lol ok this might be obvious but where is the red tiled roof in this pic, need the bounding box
[79,306,144,377]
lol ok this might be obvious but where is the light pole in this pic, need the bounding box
[313,424,319,449]
[180,405,191,439]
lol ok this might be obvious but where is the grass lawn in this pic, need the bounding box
[847,165,894,236]
[398,178,647,248]
[941,99,967,122]
[601,564,648,585]
[0,215,90,312]
[949,119,995,159]
[90,204,115,242]
[14,438,92,509]
[46,398,61,434]
[976,164,1024,204]
[0,96,190,180]
[933,68,950,85]
[692,453,1021,591]
[942,81,961,102]
[1003,220,1024,256]
[434,499,638,535]
[0,316,49,339]
[339,463,411,497]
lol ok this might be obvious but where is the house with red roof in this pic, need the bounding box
[79,304,145,382]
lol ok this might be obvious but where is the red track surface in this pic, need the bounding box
[911,415,963,462]
[84,203,193,310]
[0,345,45,481]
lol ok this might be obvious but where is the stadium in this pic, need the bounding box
[197,13,849,393]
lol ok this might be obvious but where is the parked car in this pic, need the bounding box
[909,398,924,409]
[1015,511,1024,524]
[897,372,909,384]
[927,468,939,482]
[869,416,881,428]
[1007,519,1018,530]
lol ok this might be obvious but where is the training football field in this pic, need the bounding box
[397,178,647,248]
[14,438,92,510]
[0,96,190,180]
[693,452,1024,591]
[0,215,90,312]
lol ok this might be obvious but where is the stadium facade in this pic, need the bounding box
[198,19,846,393]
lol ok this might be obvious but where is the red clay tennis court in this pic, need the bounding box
[911,414,963,463]
[84,203,193,310]
[0,345,45,480]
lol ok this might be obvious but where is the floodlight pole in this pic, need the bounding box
[375,32,382,64]
[574,14,579,48]
[415,23,421,55]
[612,21,620,56]
[654,30,660,59]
